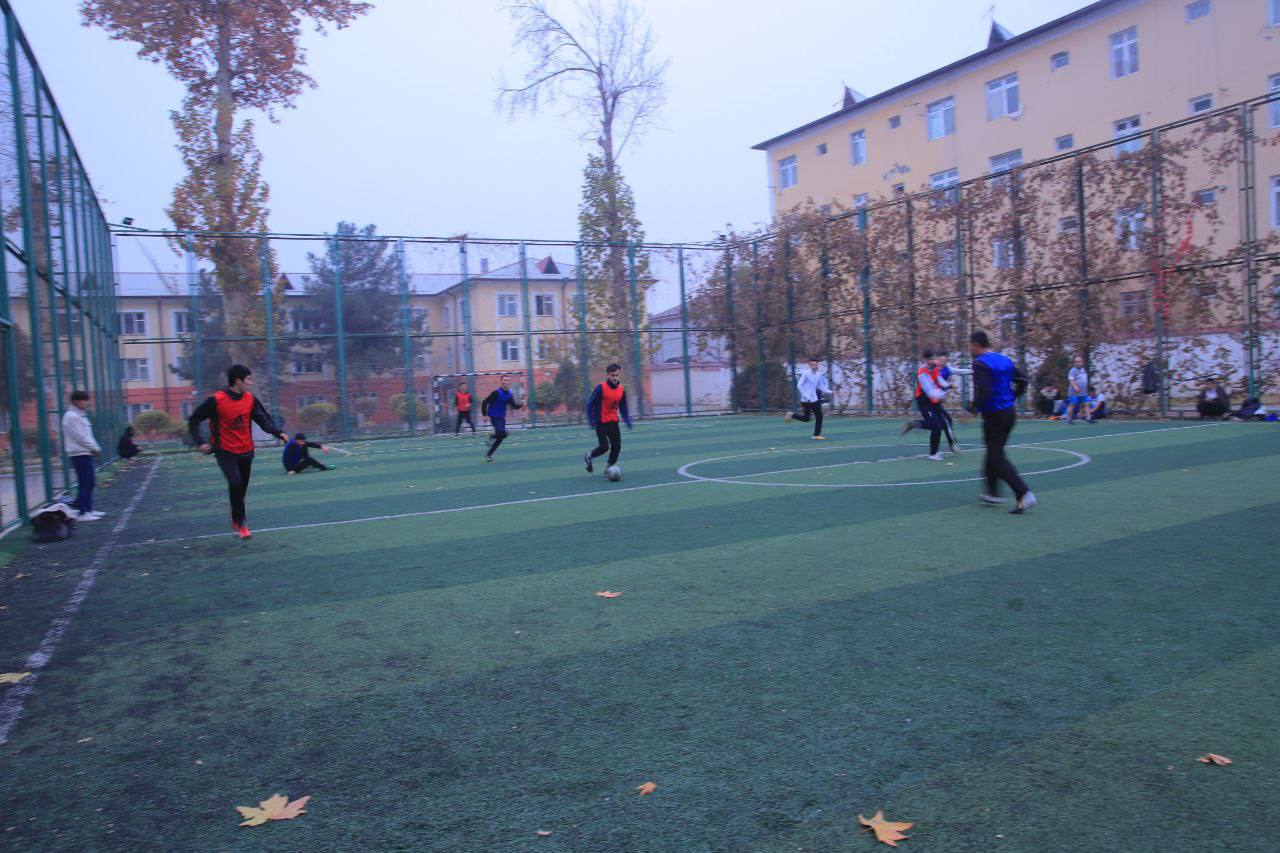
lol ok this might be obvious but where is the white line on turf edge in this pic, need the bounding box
[0,455,162,745]
[121,421,1230,548]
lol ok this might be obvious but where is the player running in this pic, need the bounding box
[187,364,288,539]
[784,356,831,439]
[453,380,475,435]
[968,331,1035,514]
[900,350,959,459]
[583,363,632,474]
[480,374,523,463]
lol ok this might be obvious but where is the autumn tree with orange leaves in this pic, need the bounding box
[80,0,371,364]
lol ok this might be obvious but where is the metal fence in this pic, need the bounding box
[0,0,121,531]
[115,92,1280,444]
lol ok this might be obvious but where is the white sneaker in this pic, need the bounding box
[1010,492,1037,515]
[927,453,943,461]
[979,494,1007,504]
[74,511,104,521]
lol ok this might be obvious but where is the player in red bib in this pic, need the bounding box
[187,364,288,539]
[583,363,632,474]
[453,381,475,435]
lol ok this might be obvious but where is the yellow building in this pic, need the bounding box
[755,0,1279,220]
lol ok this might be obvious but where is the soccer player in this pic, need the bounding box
[61,389,103,521]
[1064,355,1089,424]
[784,356,831,439]
[583,363,632,474]
[187,364,288,539]
[453,380,475,435]
[968,331,1035,514]
[900,350,956,459]
[282,433,332,474]
[480,374,523,462]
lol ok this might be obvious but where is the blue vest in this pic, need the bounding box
[488,388,514,420]
[977,351,1018,412]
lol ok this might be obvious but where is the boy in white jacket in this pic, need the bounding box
[61,390,103,521]
[785,357,832,439]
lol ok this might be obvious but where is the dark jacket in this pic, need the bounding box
[282,440,323,469]
[117,428,140,459]
[1197,385,1230,411]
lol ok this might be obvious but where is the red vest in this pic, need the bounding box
[456,391,471,412]
[214,390,256,454]
[600,381,624,423]
[915,365,940,399]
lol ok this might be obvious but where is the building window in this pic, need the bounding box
[1272,0,1280,26]
[1113,116,1143,155]
[992,236,1022,270]
[934,242,959,278]
[986,73,1020,120]
[123,403,152,422]
[989,149,1022,175]
[118,311,147,336]
[1051,51,1069,70]
[499,339,521,362]
[1116,206,1145,250]
[291,310,321,332]
[443,305,452,329]
[926,96,955,140]
[173,310,194,335]
[296,395,326,410]
[929,168,959,206]
[891,183,905,197]
[536,337,551,361]
[888,114,901,129]
[1120,290,1149,319]
[816,142,827,156]
[1193,188,1216,206]
[410,307,428,331]
[849,130,867,166]
[534,294,556,317]
[998,314,1018,341]
[122,358,150,382]
[1110,26,1139,78]
[1272,175,1280,227]
[1059,216,1079,234]
[779,155,798,188]
[413,349,428,372]
[1269,74,1280,128]
[180,399,197,419]
[1190,94,1213,114]
[173,355,190,375]
[1186,0,1210,20]
[1055,134,1074,152]
[292,353,323,374]
[1271,275,1280,318]
[496,293,519,318]
[852,193,869,209]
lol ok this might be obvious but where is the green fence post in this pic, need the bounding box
[52,115,80,443]
[676,246,692,417]
[626,242,645,419]
[33,80,69,490]
[331,232,351,436]
[458,240,475,390]
[858,208,873,414]
[186,234,203,394]
[574,242,590,420]
[784,239,797,413]
[819,227,834,395]
[0,237,27,522]
[1149,129,1169,418]
[260,237,278,419]
[751,241,766,413]
[517,241,537,427]
[8,17,54,505]
[396,239,417,434]
[724,246,737,413]
[1239,104,1260,399]
[955,185,970,409]
[1009,171,1028,414]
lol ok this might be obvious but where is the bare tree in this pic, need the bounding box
[498,0,669,400]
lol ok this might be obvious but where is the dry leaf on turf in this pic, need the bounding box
[1198,753,1232,765]
[236,794,311,827]
[636,781,657,795]
[595,591,623,598]
[859,811,913,847]
[0,672,31,684]
[535,829,552,837]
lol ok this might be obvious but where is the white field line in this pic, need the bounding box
[0,455,162,745]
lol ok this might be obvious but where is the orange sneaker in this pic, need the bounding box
[237,524,252,540]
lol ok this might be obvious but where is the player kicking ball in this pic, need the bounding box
[583,363,632,478]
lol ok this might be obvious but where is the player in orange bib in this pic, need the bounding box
[583,363,632,474]
[187,364,288,540]
[453,381,475,435]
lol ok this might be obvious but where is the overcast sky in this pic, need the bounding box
[13,0,1089,284]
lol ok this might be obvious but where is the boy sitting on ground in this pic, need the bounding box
[282,433,332,475]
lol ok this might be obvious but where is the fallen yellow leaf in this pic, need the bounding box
[859,811,913,847]
[236,793,310,827]
[535,829,552,837]
[1198,753,1232,765]
[595,591,623,598]
[636,781,657,796]
[0,672,31,684]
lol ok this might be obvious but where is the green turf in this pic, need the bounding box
[0,416,1277,851]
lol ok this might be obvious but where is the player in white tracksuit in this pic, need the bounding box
[785,356,832,439]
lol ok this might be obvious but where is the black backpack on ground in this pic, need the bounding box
[31,504,76,543]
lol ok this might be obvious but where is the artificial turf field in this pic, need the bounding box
[0,415,1277,851]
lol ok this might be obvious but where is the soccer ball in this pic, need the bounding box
[606,465,622,482]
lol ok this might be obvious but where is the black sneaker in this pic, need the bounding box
[584,453,594,473]
[900,422,915,437]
